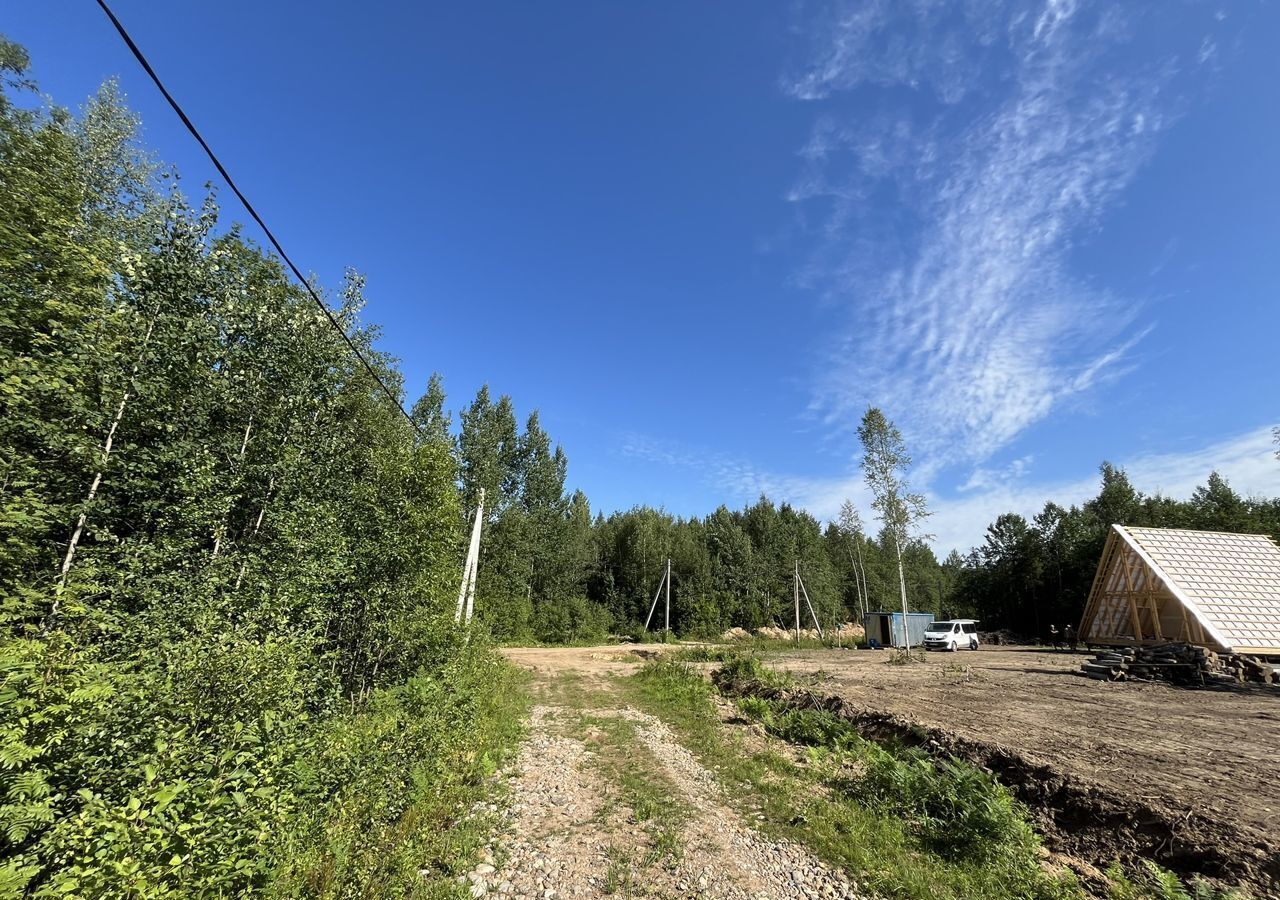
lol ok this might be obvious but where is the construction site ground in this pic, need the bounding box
[500,643,1280,895]
[762,644,1279,855]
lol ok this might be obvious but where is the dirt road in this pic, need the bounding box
[490,643,1279,895]
[484,645,863,899]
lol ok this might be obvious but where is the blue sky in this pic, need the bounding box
[9,1,1279,551]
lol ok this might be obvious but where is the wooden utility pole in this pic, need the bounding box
[456,488,485,625]
[664,557,671,635]
[643,560,668,633]
[798,568,824,640]
[855,536,869,622]
[794,559,801,641]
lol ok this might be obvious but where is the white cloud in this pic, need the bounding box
[621,426,1280,555]
[928,426,1280,552]
[958,455,1035,493]
[786,1,1193,467]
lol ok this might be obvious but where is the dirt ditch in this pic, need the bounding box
[715,675,1279,896]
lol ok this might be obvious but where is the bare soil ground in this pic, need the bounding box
[501,643,1280,895]
[488,646,864,899]
[765,645,1280,891]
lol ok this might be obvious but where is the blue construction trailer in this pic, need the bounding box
[863,611,934,648]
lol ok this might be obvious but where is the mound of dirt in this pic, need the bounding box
[716,677,1279,896]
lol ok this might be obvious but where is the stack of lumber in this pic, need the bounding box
[1222,654,1277,685]
[1080,642,1278,686]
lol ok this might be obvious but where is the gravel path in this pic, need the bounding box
[463,702,863,899]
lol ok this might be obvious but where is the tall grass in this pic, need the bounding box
[628,657,1075,900]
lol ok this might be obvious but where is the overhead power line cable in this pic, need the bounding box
[94,0,420,433]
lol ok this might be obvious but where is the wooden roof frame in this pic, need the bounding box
[1079,525,1280,656]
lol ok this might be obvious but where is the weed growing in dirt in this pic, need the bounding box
[603,848,636,895]
[577,708,687,872]
[936,662,982,685]
[670,645,741,663]
[714,653,794,690]
[626,659,1079,900]
[1105,862,1241,900]
[887,648,930,666]
[736,696,773,720]
[860,747,1038,864]
[634,660,720,705]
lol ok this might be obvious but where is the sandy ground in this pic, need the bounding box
[487,646,864,899]
[765,645,1280,850]
[500,642,1280,894]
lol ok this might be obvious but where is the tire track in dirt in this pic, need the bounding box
[471,703,863,899]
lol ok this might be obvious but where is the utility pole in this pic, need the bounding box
[456,487,485,625]
[794,559,801,641]
[798,567,824,640]
[665,557,671,636]
[643,560,669,634]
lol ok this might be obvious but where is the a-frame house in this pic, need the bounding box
[1078,525,1280,656]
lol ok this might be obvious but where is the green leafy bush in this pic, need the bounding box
[1105,862,1238,900]
[857,745,1037,864]
[735,696,773,722]
[0,38,523,898]
[714,654,793,691]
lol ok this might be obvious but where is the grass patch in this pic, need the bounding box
[592,720,686,871]
[270,648,531,898]
[627,658,1088,900]
[1105,862,1241,900]
[669,645,741,663]
[602,847,636,896]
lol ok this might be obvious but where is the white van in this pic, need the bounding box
[923,619,979,651]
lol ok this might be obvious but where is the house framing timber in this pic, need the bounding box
[1079,525,1280,655]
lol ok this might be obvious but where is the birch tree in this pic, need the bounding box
[837,499,869,623]
[857,408,930,656]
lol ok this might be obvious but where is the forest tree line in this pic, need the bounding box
[3,29,1278,894]
[435,381,1280,644]
[0,38,517,895]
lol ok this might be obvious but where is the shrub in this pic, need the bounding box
[714,654,793,691]
[857,744,1037,865]
[735,696,773,722]
[633,661,713,714]
[1105,862,1239,900]
[271,641,525,897]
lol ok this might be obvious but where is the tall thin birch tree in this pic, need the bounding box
[857,408,930,656]
[838,499,871,623]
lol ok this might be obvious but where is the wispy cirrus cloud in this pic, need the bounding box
[620,426,1280,554]
[784,1,1219,468]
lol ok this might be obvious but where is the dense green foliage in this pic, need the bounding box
[948,465,1280,638]
[442,388,955,641]
[444,367,1279,642]
[0,39,523,897]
